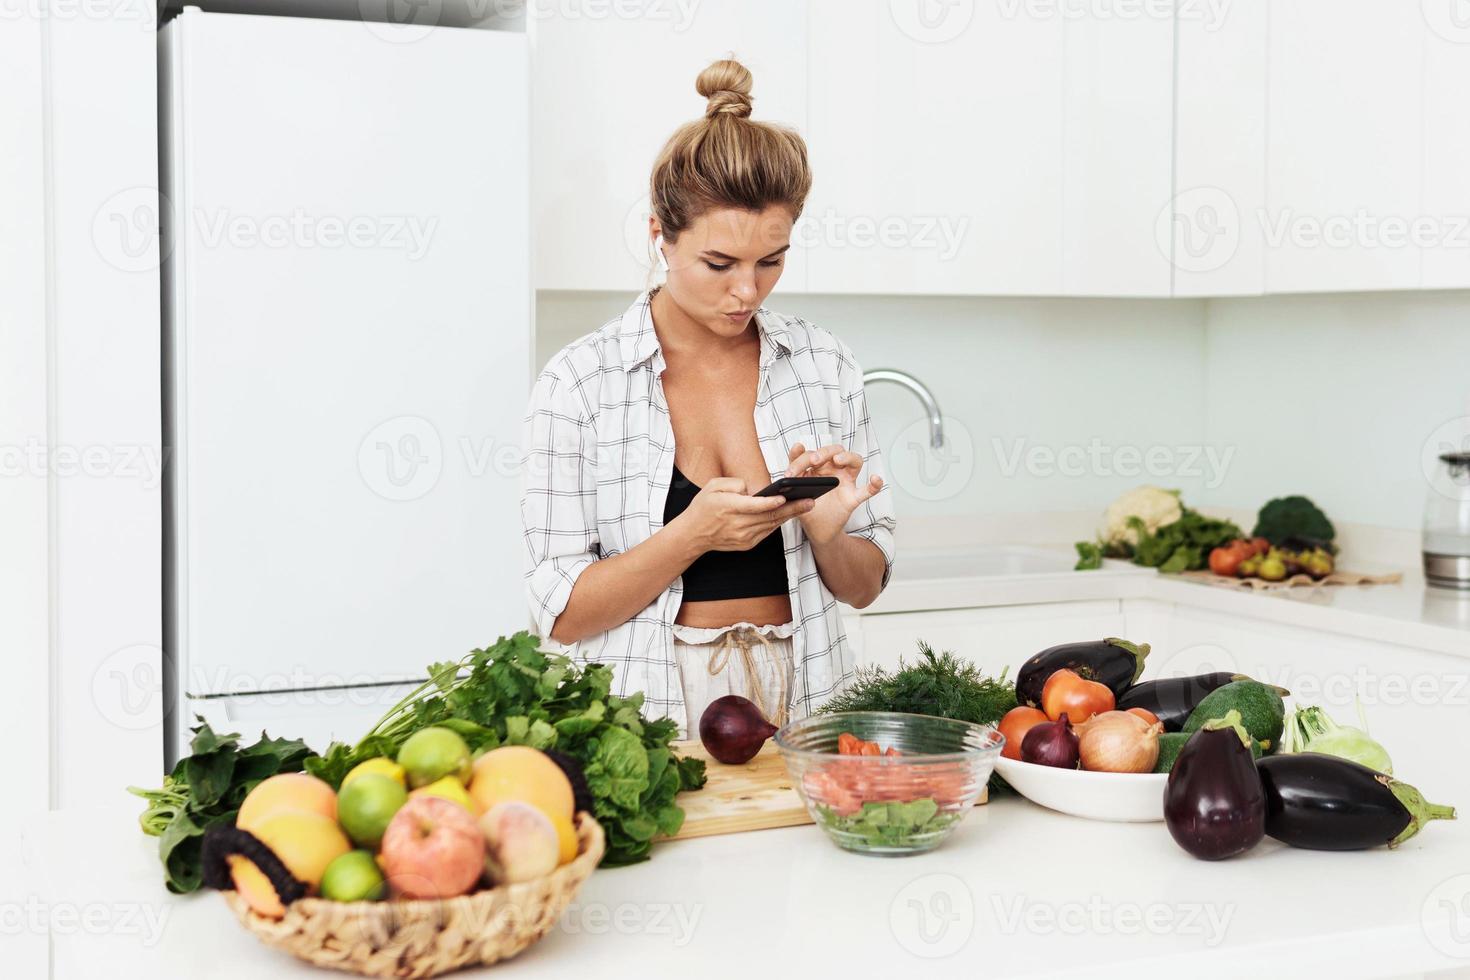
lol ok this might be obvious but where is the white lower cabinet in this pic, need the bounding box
[1162,608,1468,788]
[852,601,1127,679]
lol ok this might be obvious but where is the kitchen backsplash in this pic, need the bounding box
[534,289,1470,537]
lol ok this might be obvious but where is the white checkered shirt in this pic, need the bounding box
[520,290,897,733]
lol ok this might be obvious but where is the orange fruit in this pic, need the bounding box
[467,746,573,823]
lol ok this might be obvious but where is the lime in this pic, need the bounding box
[397,727,472,788]
[342,756,406,789]
[337,772,408,849]
[320,850,386,902]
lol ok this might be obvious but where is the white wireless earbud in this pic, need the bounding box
[654,233,670,272]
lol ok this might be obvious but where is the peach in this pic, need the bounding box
[478,801,560,885]
[237,773,337,833]
[379,796,485,900]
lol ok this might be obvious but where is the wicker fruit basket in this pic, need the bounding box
[221,813,605,978]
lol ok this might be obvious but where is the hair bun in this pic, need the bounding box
[696,58,754,119]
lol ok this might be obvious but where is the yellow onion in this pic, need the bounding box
[1076,710,1163,773]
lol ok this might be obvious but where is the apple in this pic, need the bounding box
[378,796,485,900]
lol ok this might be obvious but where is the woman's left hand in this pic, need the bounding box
[783,441,885,545]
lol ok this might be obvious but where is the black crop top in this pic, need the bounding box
[663,462,790,601]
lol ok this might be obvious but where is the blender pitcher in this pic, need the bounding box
[1424,451,1470,590]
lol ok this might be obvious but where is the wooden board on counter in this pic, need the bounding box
[667,739,987,840]
[668,740,810,839]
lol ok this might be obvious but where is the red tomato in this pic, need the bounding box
[1208,545,1241,577]
[1041,669,1115,724]
[803,771,863,817]
[998,706,1050,761]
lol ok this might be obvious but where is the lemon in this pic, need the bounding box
[409,775,476,813]
[342,757,406,789]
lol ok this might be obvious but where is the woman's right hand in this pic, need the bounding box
[679,478,815,552]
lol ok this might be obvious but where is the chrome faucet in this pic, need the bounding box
[862,368,945,449]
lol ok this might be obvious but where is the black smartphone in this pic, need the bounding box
[753,475,838,500]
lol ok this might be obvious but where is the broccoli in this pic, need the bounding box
[1252,496,1335,547]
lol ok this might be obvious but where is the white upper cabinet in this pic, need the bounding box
[805,1,1067,295]
[1171,2,1268,296]
[1264,1,1425,293]
[1421,16,1470,290]
[534,2,1470,298]
[1058,8,1175,296]
[805,0,1173,296]
[531,2,809,293]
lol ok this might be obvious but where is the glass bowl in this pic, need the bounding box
[774,711,1004,855]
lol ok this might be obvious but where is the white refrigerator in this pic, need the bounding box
[160,8,531,764]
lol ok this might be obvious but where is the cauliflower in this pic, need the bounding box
[1102,486,1183,548]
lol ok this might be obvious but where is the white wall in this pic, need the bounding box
[1198,290,1470,530]
[2,6,163,813]
[536,289,1211,523]
[537,287,1470,540]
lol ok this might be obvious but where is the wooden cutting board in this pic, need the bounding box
[666,739,987,840]
[667,740,810,839]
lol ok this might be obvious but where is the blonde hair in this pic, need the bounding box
[648,58,812,246]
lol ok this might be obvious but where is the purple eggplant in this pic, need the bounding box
[1118,672,1288,733]
[1257,754,1456,850]
[1015,638,1150,708]
[1164,710,1265,860]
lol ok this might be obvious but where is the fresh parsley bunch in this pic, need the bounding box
[305,631,707,866]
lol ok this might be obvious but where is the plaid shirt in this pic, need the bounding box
[520,290,897,732]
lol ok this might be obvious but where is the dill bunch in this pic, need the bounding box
[822,640,1017,725]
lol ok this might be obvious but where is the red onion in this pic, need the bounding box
[1021,712,1080,769]
[699,695,778,764]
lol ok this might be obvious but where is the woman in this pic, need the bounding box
[521,59,896,738]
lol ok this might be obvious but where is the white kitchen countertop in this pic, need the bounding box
[19,795,1470,980]
[865,545,1470,659]
[15,540,1470,978]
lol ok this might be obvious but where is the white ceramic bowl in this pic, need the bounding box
[994,757,1167,822]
